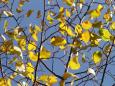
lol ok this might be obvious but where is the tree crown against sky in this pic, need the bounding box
[0,0,115,86]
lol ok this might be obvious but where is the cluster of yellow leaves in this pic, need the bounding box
[99,28,111,41]
[68,56,80,70]
[103,9,112,22]
[5,27,23,39]
[0,78,11,86]
[0,40,13,53]
[29,24,41,41]
[15,61,35,81]
[47,13,54,24]
[92,51,102,64]
[89,4,103,18]
[39,74,57,86]
[40,46,51,59]
[59,22,75,37]
[28,46,51,61]
[17,36,26,51]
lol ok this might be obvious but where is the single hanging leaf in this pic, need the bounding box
[81,20,92,30]
[66,9,71,17]
[39,74,57,85]
[92,51,102,64]
[99,28,111,41]
[3,20,8,32]
[87,68,96,76]
[47,14,54,24]
[63,0,74,6]
[81,31,90,43]
[110,22,115,30]
[36,10,41,18]
[26,62,34,73]
[3,10,13,17]
[40,46,51,59]
[68,56,80,70]
[26,9,33,17]
[50,36,67,46]
[28,51,38,62]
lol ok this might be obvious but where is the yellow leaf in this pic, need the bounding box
[66,9,71,17]
[3,10,13,17]
[48,75,57,85]
[29,51,38,62]
[27,73,34,81]
[40,46,51,59]
[47,15,54,24]
[92,51,102,64]
[50,36,67,46]
[68,56,80,70]
[63,72,77,80]
[28,41,36,51]
[26,9,33,17]
[89,10,100,18]
[29,24,41,41]
[0,78,11,86]
[81,20,92,30]
[39,74,57,85]
[59,22,75,37]
[99,28,111,41]
[63,0,74,6]
[18,36,26,51]
[26,62,34,73]
[81,31,90,43]
[75,24,82,34]
[3,20,8,32]
[110,22,115,30]
[97,4,103,11]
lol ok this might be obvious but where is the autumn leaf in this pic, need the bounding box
[92,51,102,64]
[81,31,90,43]
[26,9,33,17]
[99,28,111,41]
[63,0,74,6]
[26,62,34,73]
[81,20,92,30]
[28,51,38,62]
[39,74,57,85]
[66,9,71,17]
[28,41,36,51]
[68,56,80,70]
[50,36,67,46]
[40,46,51,59]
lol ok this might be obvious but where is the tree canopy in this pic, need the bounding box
[0,0,115,86]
